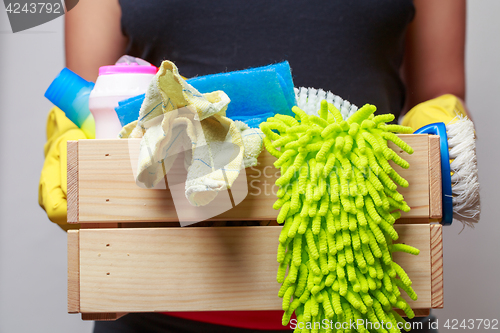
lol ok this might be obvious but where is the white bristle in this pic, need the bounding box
[340,100,351,119]
[326,91,335,105]
[348,104,358,118]
[333,95,342,112]
[294,87,358,119]
[446,116,480,228]
[317,89,326,107]
[295,87,307,113]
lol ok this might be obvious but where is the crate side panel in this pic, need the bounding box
[79,225,432,312]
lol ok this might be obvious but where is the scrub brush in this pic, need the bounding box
[295,89,480,227]
[415,117,480,227]
[447,117,480,226]
[294,87,358,119]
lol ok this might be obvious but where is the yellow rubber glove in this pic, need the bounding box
[38,107,87,231]
[401,94,467,131]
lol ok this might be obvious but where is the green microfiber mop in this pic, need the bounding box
[261,101,419,333]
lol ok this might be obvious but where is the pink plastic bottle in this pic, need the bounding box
[88,56,158,138]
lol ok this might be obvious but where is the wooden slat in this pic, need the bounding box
[75,135,430,223]
[395,309,430,318]
[392,224,431,307]
[430,224,444,308]
[67,230,80,313]
[388,135,429,219]
[77,225,432,313]
[412,309,431,317]
[67,141,79,223]
[428,135,442,219]
[396,218,429,224]
[80,223,120,229]
[83,310,432,320]
[81,313,127,321]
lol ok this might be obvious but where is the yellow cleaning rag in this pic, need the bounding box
[39,107,87,231]
[401,94,467,130]
[120,61,263,207]
[235,120,265,168]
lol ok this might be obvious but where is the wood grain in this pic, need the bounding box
[80,223,119,229]
[395,218,429,225]
[395,309,430,318]
[77,225,432,313]
[81,313,127,321]
[67,141,79,224]
[75,135,431,223]
[428,135,443,219]
[430,224,444,308]
[67,230,80,313]
[392,224,431,308]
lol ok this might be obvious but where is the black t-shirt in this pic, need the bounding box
[119,0,415,118]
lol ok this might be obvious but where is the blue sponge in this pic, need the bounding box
[187,61,296,121]
[113,62,297,128]
[115,93,145,127]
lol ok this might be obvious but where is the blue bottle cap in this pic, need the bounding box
[44,68,95,127]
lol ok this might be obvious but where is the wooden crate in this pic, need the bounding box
[67,135,443,320]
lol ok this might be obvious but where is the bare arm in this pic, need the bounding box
[402,0,466,113]
[65,0,127,82]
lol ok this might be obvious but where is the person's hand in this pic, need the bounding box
[401,94,469,131]
[39,108,87,231]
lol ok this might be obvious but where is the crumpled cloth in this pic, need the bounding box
[119,61,263,207]
[39,107,87,231]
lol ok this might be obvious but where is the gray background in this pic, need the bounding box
[0,1,499,332]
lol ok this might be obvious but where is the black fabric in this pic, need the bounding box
[93,313,293,333]
[118,0,415,118]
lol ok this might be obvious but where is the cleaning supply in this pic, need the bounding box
[261,101,418,332]
[119,60,264,213]
[89,56,158,138]
[38,107,87,231]
[295,86,358,119]
[114,93,146,127]
[187,61,295,120]
[44,68,95,139]
[114,62,296,130]
[231,112,274,129]
[402,94,480,227]
[234,120,265,168]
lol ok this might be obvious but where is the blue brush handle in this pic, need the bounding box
[414,123,453,225]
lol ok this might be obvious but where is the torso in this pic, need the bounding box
[119,0,415,117]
